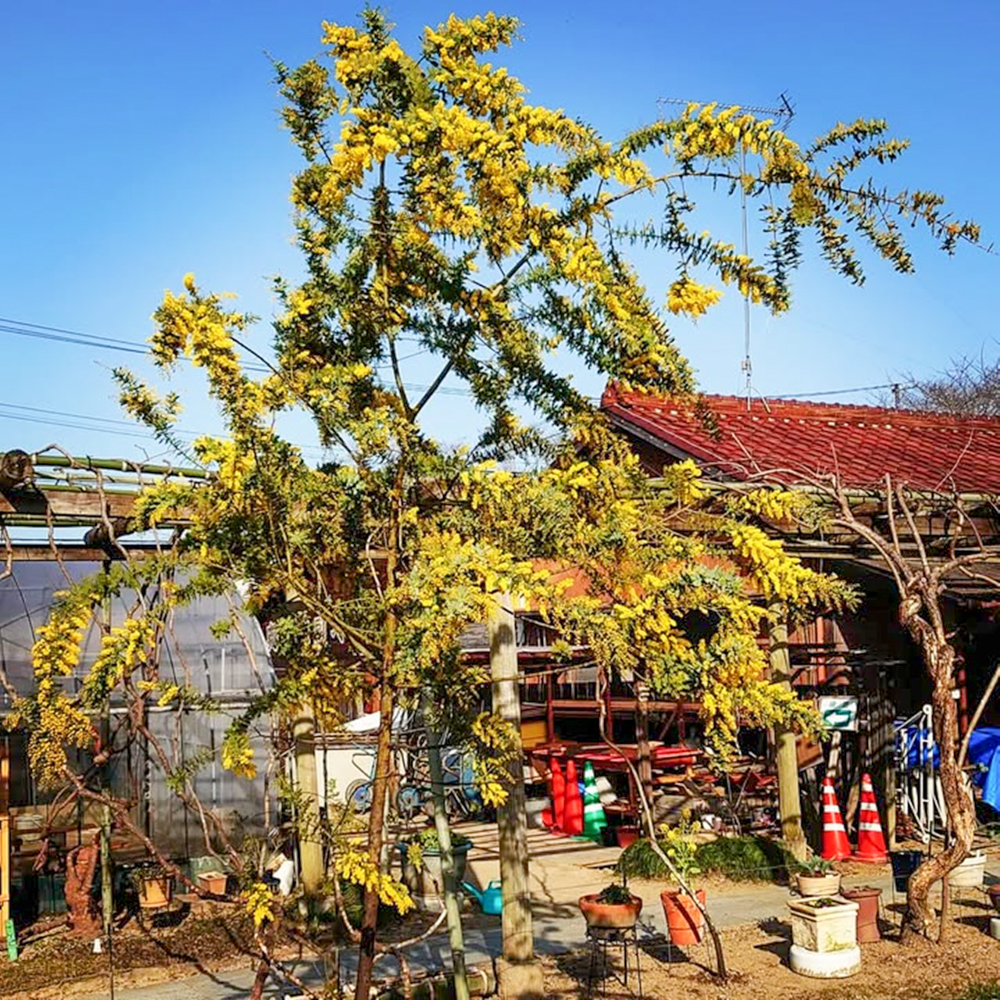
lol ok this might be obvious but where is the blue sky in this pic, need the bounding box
[2,1,997,462]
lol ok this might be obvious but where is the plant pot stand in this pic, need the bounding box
[585,925,643,999]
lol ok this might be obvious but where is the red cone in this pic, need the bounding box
[820,777,851,861]
[550,758,565,833]
[563,758,584,836]
[853,772,889,864]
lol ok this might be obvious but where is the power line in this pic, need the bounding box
[0,316,473,397]
[0,401,329,457]
[769,382,914,400]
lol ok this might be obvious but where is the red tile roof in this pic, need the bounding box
[601,383,1000,492]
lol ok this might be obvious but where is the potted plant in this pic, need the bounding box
[658,817,706,946]
[794,855,842,897]
[786,896,860,978]
[131,863,174,909]
[578,882,643,929]
[399,828,473,909]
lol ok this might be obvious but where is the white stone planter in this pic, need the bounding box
[788,897,859,952]
[947,850,986,888]
[789,944,861,978]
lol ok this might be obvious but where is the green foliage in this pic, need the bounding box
[616,837,670,881]
[950,984,1000,1000]
[617,835,789,884]
[794,854,837,877]
[404,827,472,853]
[695,836,790,883]
[595,883,634,905]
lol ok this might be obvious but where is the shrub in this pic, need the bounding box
[616,835,789,883]
[695,835,789,882]
[616,837,670,881]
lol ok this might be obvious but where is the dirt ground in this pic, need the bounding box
[0,902,284,999]
[543,908,1000,1000]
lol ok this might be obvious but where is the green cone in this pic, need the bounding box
[582,760,608,843]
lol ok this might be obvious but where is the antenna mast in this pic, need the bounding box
[658,93,794,408]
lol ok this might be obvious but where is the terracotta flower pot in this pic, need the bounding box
[660,888,706,945]
[616,825,639,849]
[578,892,643,929]
[197,871,228,895]
[138,874,173,909]
[842,886,881,943]
[987,884,1000,913]
[797,872,842,897]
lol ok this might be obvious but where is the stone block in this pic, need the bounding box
[787,897,858,953]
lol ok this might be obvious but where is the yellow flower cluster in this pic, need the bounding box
[221,729,256,779]
[244,882,277,928]
[334,848,415,914]
[666,276,723,318]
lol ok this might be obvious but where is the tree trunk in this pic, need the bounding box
[904,628,976,938]
[294,700,324,893]
[768,606,808,861]
[489,594,543,999]
[424,698,469,1000]
[354,681,394,1000]
[635,680,653,814]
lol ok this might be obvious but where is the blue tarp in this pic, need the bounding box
[967,727,1000,813]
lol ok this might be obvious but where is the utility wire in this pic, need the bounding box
[0,401,329,457]
[0,316,473,397]
[769,382,915,400]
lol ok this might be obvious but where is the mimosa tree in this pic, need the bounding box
[11,8,979,996]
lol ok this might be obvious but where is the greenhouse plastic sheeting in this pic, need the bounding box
[0,560,277,854]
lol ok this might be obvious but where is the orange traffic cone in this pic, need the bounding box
[853,773,888,863]
[563,758,584,836]
[820,777,851,861]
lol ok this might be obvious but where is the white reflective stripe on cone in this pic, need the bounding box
[858,823,883,831]
[823,804,842,813]
[824,824,847,831]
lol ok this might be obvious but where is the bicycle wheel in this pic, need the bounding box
[344,779,373,815]
[396,784,425,822]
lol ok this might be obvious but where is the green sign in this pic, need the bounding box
[5,919,16,962]
[818,696,858,732]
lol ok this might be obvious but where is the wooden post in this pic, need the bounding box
[877,666,898,849]
[0,742,9,942]
[635,679,653,813]
[489,594,543,1000]
[768,604,808,861]
[545,672,554,743]
[293,702,324,893]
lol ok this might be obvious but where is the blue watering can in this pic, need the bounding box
[462,880,502,915]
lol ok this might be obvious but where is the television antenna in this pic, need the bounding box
[657,94,794,408]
